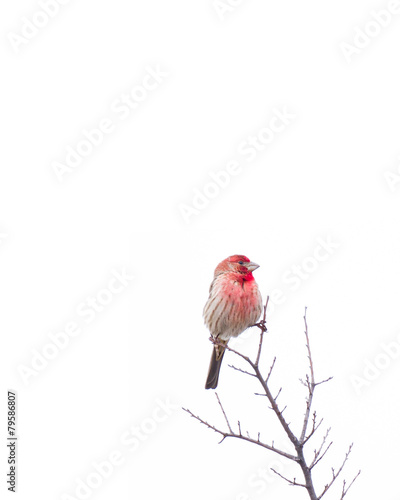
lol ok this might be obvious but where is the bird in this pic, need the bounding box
[203,255,262,389]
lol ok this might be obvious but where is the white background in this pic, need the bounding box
[1,1,400,499]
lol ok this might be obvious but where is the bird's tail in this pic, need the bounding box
[205,341,227,390]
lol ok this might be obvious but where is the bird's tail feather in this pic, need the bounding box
[205,342,227,390]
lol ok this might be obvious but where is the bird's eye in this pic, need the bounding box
[238,261,244,265]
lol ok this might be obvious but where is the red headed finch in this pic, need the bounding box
[204,255,262,389]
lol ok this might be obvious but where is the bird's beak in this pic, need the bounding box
[246,262,259,272]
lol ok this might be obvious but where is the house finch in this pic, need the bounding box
[204,255,262,389]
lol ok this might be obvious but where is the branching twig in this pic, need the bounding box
[303,413,323,444]
[310,427,332,469]
[182,407,297,461]
[312,441,333,470]
[318,444,356,499]
[228,364,256,377]
[215,393,233,434]
[300,309,333,446]
[184,300,360,500]
[270,468,306,488]
[340,470,361,500]
[310,427,333,469]
[300,308,315,443]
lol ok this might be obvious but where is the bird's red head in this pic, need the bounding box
[214,254,260,278]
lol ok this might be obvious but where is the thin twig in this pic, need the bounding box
[253,361,299,446]
[270,468,306,488]
[215,393,233,434]
[182,408,298,461]
[212,336,299,446]
[274,387,282,402]
[303,412,320,444]
[318,444,355,499]
[255,296,269,366]
[315,377,334,387]
[228,364,256,377]
[304,308,314,382]
[266,357,276,383]
[312,441,333,470]
[311,427,331,469]
[340,470,361,499]
[300,307,314,443]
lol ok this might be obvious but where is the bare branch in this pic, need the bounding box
[228,364,256,377]
[271,468,306,488]
[255,296,269,366]
[266,357,276,383]
[182,407,298,461]
[304,308,314,383]
[312,441,333,470]
[299,377,308,387]
[318,444,355,499]
[304,414,324,444]
[300,309,334,447]
[274,387,282,402]
[300,307,314,443]
[215,393,233,434]
[186,304,359,500]
[215,327,298,447]
[311,427,332,469]
[315,376,334,387]
[251,362,299,446]
[304,412,316,442]
[182,407,229,444]
[340,470,361,499]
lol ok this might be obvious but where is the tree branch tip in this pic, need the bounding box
[315,376,333,386]
[228,364,256,377]
[271,468,306,488]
